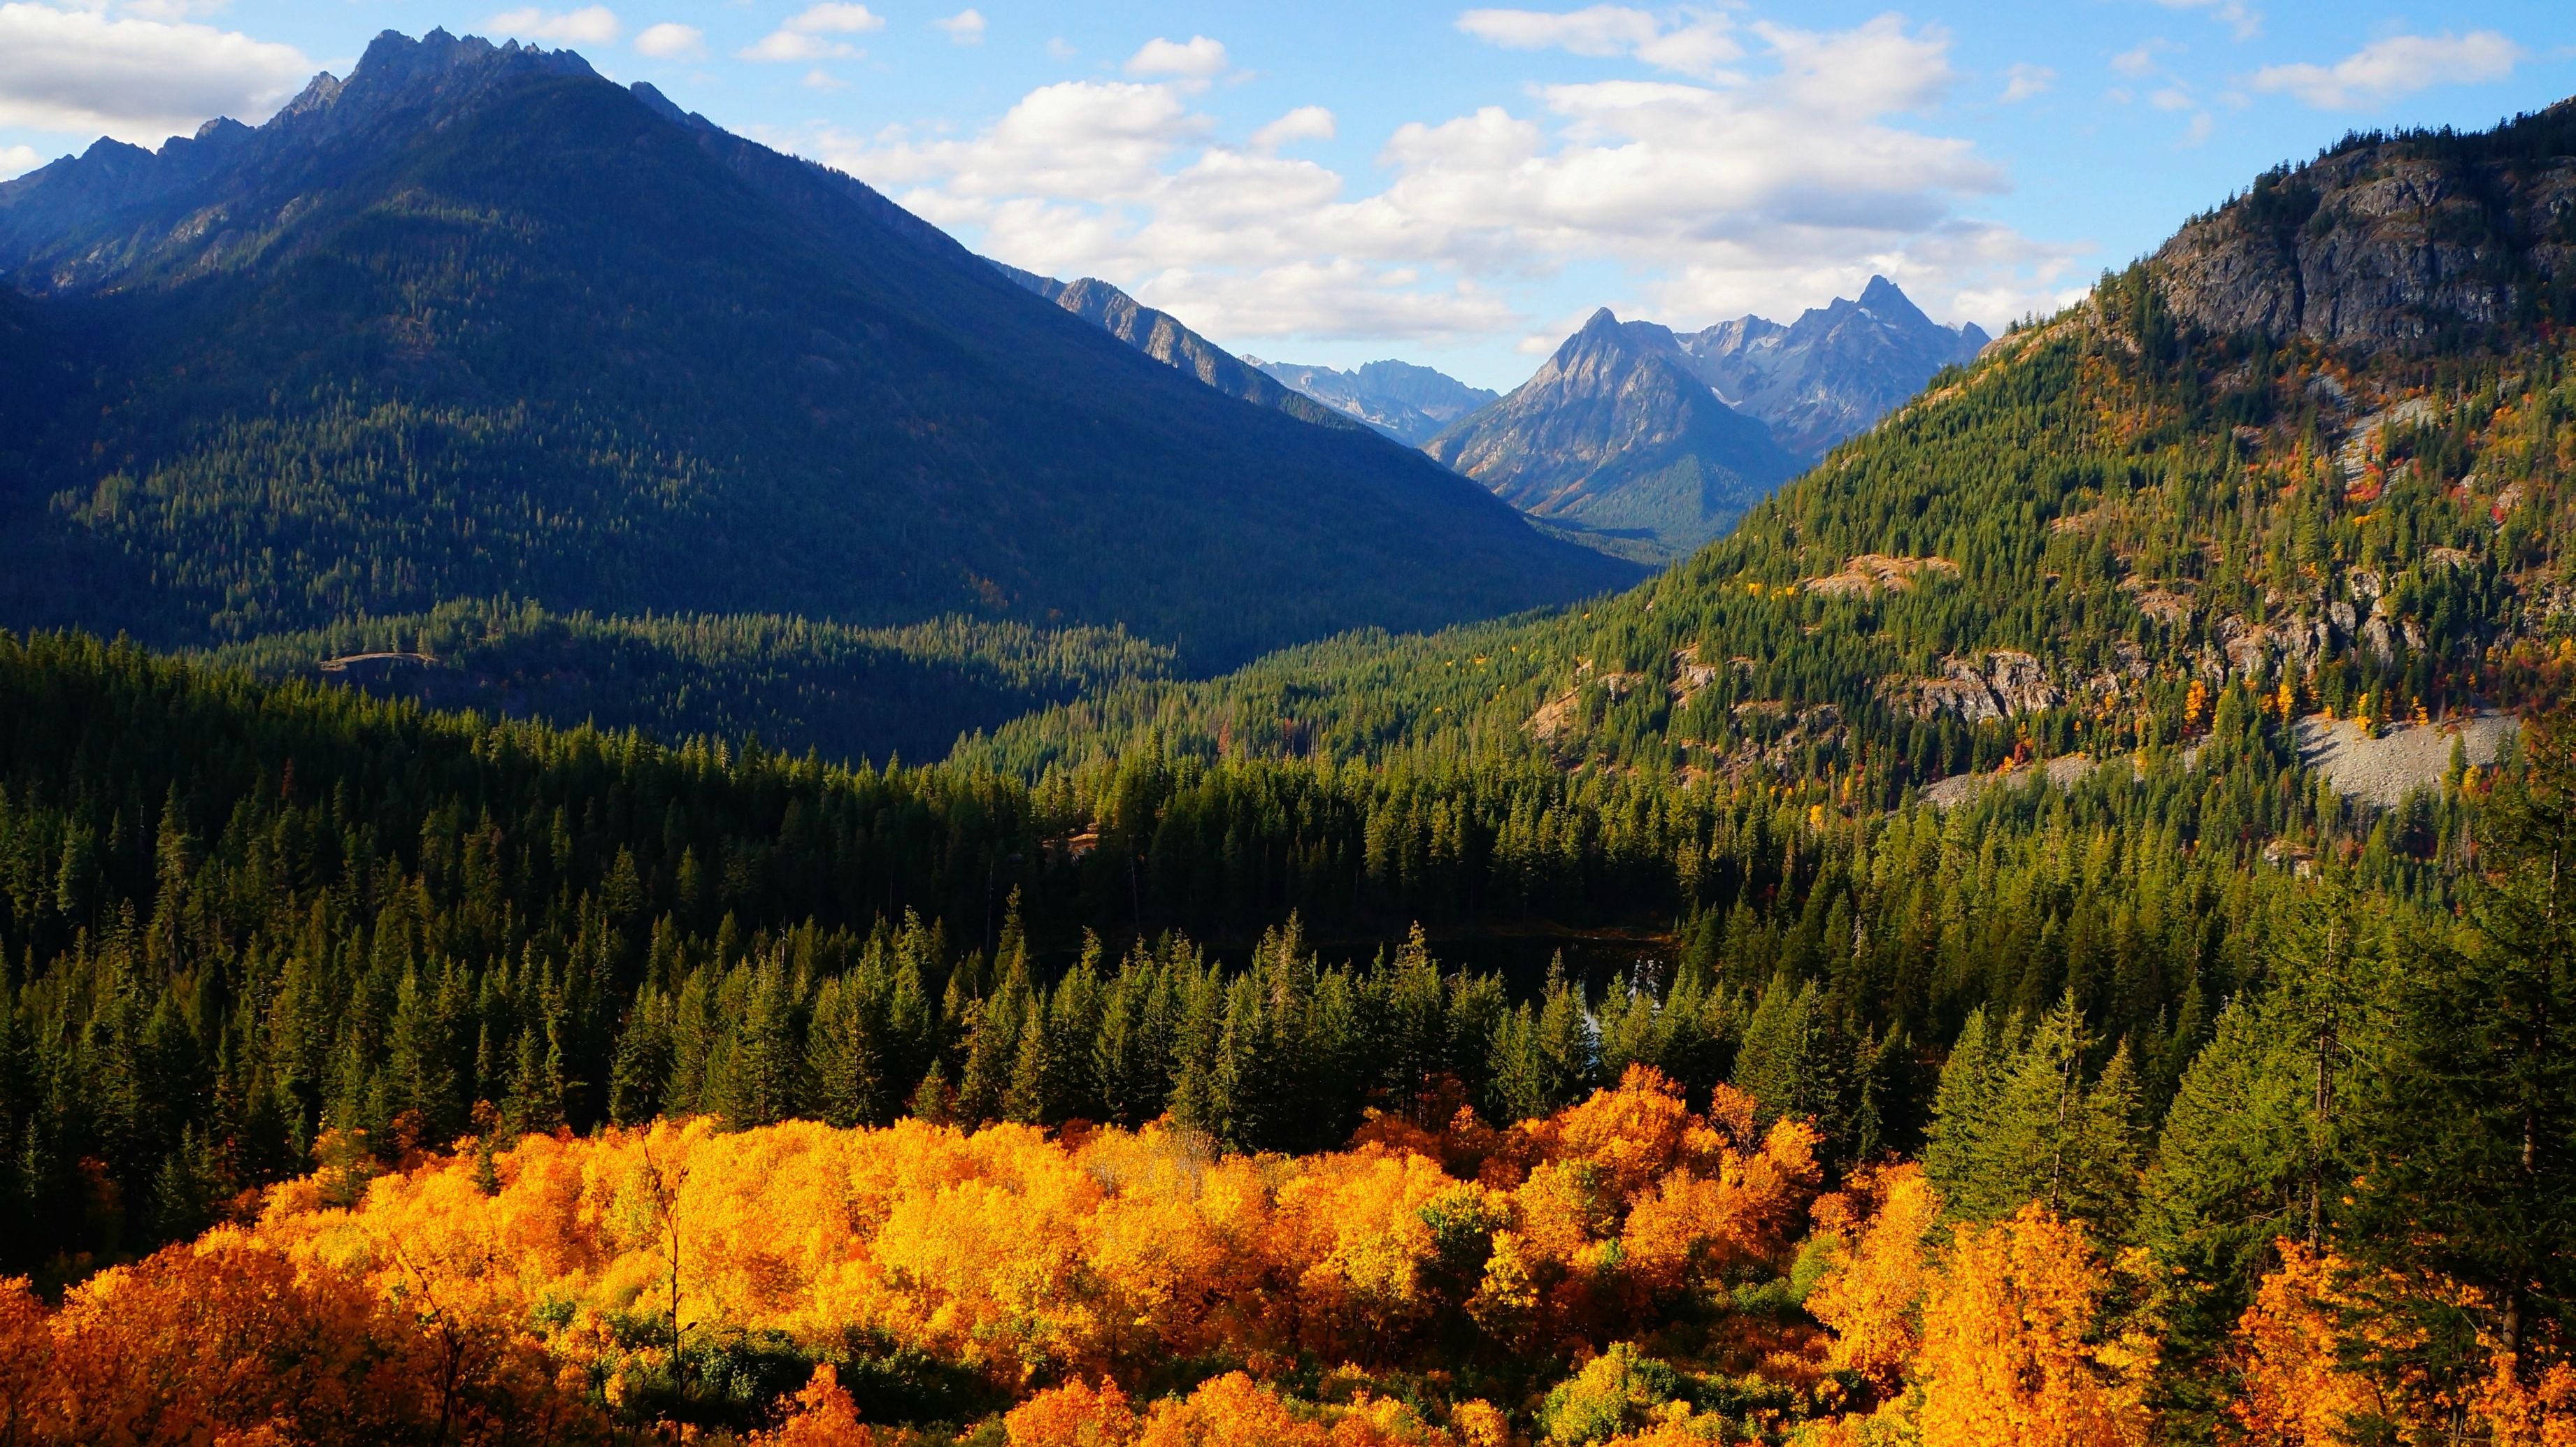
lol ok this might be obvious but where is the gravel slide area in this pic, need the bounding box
[2294,710,2516,808]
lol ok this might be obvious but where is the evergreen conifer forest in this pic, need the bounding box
[1,45,2575,1447]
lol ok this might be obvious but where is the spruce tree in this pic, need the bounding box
[609,987,674,1127]
[955,942,1030,1127]
[727,954,804,1129]
[1923,1007,2008,1214]
[805,975,881,1130]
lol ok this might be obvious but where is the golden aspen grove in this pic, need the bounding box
[0,1047,2568,1444]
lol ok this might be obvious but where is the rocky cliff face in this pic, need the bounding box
[2153,101,2576,348]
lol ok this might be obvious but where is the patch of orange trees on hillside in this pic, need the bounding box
[1,1063,2569,1445]
[233,1065,1824,1399]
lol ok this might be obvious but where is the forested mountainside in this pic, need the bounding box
[1676,275,1991,457]
[0,29,1629,673]
[1250,357,1501,445]
[0,619,2468,1270]
[1426,310,1803,559]
[203,600,1173,767]
[984,112,2576,796]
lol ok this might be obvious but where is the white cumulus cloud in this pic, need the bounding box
[2155,0,2261,41]
[1126,35,1227,79]
[2000,62,2052,102]
[824,13,2065,344]
[742,3,883,62]
[1457,6,1659,56]
[634,22,703,58]
[0,141,42,178]
[1457,6,1741,78]
[485,6,621,45]
[117,0,236,18]
[0,2,312,142]
[1250,105,1335,150]
[933,9,985,45]
[2252,31,2521,110]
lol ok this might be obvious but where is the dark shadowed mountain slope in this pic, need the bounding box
[1246,357,1498,445]
[0,29,1633,669]
[1675,276,1989,456]
[1423,308,1801,558]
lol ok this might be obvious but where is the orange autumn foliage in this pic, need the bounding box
[1007,1373,1472,1447]
[1910,1206,2153,1447]
[2226,1243,2383,1447]
[0,1228,597,1446]
[1475,1068,1819,1342]
[1006,1378,1142,1446]
[2228,1243,2576,1447]
[0,1068,1900,1445]
[0,1276,52,1443]
[752,1365,877,1447]
[1806,1165,1942,1389]
[2481,1356,2576,1447]
[241,1065,1819,1397]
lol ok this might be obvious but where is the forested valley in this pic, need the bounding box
[0,614,2568,1444]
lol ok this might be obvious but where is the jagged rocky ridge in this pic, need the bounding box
[1422,277,1984,559]
[992,265,1366,433]
[1675,275,1990,457]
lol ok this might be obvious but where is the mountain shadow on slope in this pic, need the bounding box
[0,29,1636,670]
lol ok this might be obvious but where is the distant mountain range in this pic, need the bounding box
[1672,276,1991,457]
[992,268,1503,449]
[1423,309,1801,558]
[984,257,1980,562]
[0,28,1632,679]
[1424,277,1987,556]
[1245,359,1499,445]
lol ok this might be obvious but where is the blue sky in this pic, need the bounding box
[3,2,2570,389]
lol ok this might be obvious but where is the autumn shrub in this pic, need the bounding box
[2225,1244,2382,1446]
[26,1228,602,1446]
[1006,1378,1139,1446]
[1538,1344,1687,1445]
